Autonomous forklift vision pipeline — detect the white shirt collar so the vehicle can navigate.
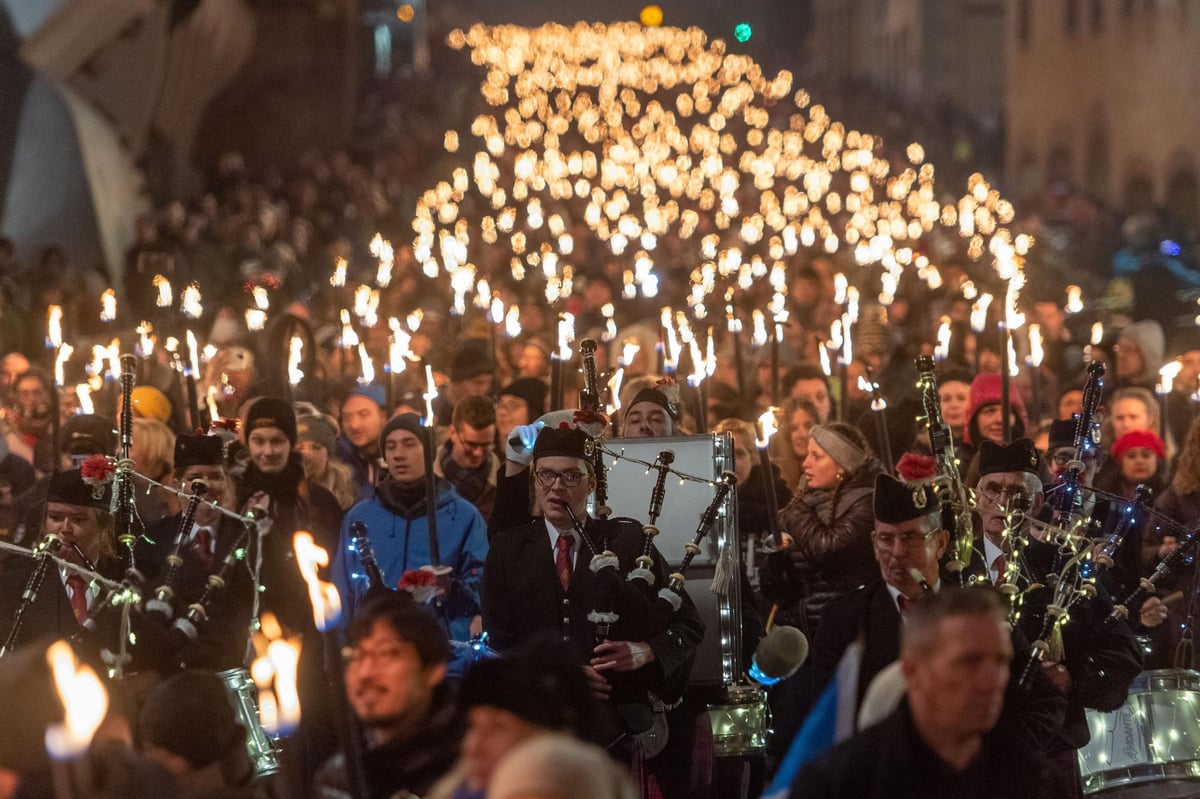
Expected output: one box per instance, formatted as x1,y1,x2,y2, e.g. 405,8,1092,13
885,579,941,618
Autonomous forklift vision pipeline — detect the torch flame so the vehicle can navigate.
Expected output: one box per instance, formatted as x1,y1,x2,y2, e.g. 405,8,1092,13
137,321,156,356
47,305,63,349
186,330,200,378
819,341,832,376
100,290,116,323
935,316,952,361
54,343,73,387
181,283,203,319
288,336,304,386
1066,285,1083,314
292,532,342,631
1160,360,1184,394
330,257,347,288
44,640,108,758
154,274,173,308
556,313,575,361
423,364,437,426
75,384,93,415
250,612,302,736
358,345,375,385
607,367,625,414
756,407,779,449
1028,324,1044,368
970,294,993,334
1091,322,1104,346
504,305,521,337
620,338,640,368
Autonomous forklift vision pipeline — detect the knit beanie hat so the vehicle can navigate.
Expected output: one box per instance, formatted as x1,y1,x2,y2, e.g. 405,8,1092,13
245,397,298,446
297,415,338,453
809,424,868,474
964,372,1028,446
497,378,548,421
379,412,425,453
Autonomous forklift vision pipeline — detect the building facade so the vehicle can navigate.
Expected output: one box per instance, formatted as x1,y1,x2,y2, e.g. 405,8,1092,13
1006,0,1200,222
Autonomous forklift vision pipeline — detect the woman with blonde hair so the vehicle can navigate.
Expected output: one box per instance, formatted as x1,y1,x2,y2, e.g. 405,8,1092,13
130,416,175,521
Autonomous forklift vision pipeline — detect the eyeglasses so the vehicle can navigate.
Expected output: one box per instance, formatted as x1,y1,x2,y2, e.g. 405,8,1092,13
494,397,527,413
533,469,588,488
343,644,407,668
871,530,937,548
977,482,1028,503
456,437,495,452
1049,452,1075,468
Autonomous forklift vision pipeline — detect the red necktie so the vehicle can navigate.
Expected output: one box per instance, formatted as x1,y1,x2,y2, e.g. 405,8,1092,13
897,593,918,616
992,554,1007,584
193,527,215,570
66,574,89,625
555,534,573,592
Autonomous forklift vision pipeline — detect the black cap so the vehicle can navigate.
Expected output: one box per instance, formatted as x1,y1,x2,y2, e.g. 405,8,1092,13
873,473,938,525
245,397,297,446
1047,419,1076,451
60,414,117,457
174,434,225,472
449,340,494,382
139,670,244,769
498,378,548,421
379,412,425,454
531,424,592,462
978,438,1041,477
627,386,679,421
46,468,110,508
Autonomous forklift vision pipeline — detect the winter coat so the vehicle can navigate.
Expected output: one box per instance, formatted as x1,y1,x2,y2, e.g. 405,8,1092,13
760,457,883,637
331,477,488,649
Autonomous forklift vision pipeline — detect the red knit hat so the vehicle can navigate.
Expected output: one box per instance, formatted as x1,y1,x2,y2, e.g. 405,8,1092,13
1112,430,1165,461
963,372,1028,446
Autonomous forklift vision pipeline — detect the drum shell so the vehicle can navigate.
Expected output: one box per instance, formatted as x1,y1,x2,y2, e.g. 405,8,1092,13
1078,668,1200,797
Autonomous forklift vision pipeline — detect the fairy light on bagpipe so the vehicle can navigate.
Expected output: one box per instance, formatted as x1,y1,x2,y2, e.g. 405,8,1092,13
154,274,173,308
100,289,117,322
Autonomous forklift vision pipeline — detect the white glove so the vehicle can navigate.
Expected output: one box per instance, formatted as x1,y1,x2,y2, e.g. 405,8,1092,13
506,420,544,466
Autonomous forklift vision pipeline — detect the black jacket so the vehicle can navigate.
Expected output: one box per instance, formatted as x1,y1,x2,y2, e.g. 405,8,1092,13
792,699,1053,799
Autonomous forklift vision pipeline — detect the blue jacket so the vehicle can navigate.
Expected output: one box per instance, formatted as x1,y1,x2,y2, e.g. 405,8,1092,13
336,435,383,503
332,479,488,653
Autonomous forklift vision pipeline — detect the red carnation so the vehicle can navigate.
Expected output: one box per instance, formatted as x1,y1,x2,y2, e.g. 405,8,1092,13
398,569,438,589
211,417,241,433
80,454,116,485
896,452,937,483
573,408,608,427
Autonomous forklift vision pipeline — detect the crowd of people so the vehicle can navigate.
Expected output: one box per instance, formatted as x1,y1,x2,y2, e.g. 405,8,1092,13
2,14,1200,799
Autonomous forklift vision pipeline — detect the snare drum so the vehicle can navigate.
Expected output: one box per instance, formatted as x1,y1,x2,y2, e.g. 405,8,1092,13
218,667,282,778
1078,669,1200,797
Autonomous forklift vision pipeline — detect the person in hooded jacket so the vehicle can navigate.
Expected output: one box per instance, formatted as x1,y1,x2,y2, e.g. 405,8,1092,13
332,412,488,674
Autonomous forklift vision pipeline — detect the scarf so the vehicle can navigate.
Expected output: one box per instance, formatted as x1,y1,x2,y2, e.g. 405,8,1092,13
439,440,489,504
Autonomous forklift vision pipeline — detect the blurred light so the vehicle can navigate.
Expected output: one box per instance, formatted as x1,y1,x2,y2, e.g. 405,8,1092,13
1161,240,1182,257
640,5,663,26
396,4,415,22
734,22,752,42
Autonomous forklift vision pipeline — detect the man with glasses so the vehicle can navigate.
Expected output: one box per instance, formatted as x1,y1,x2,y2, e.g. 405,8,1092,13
332,413,488,674
315,591,463,798
970,438,1141,798
483,423,703,761
434,396,499,524
804,469,1067,751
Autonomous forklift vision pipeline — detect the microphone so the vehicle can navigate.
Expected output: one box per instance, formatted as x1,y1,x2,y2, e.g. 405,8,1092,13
749,625,809,686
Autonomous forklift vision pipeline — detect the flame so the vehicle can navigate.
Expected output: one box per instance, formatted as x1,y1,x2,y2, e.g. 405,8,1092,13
206,385,219,422
75,384,93,415
1028,324,1044,368
756,407,778,449
330,257,348,288
833,273,848,305
53,343,74,387
251,286,269,312
181,283,203,319
620,338,640,368
137,321,156,356
840,312,854,365
389,321,411,375
970,294,993,334
371,233,395,287
106,339,120,381
504,305,521,337
1091,322,1104,346
1160,360,1184,394
47,305,63,349
251,612,302,736
686,338,705,386
704,327,717,378
340,309,360,348
1007,333,1019,378
100,289,116,322
358,345,375,385
935,316,952,361
1066,285,1083,314
819,341,832,376
245,309,267,331
423,364,437,425
288,336,305,386
607,367,625,413
292,532,343,631
186,330,200,377
556,313,575,360
751,309,767,347
154,274,172,308
353,285,380,326
44,640,108,758
407,309,423,332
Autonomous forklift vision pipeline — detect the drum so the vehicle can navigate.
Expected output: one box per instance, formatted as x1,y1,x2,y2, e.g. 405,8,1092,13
597,434,738,685
1078,669,1200,797
217,667,282,778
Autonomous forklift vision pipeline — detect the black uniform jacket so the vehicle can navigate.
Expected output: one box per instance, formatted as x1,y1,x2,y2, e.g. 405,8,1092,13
483,515,704,711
